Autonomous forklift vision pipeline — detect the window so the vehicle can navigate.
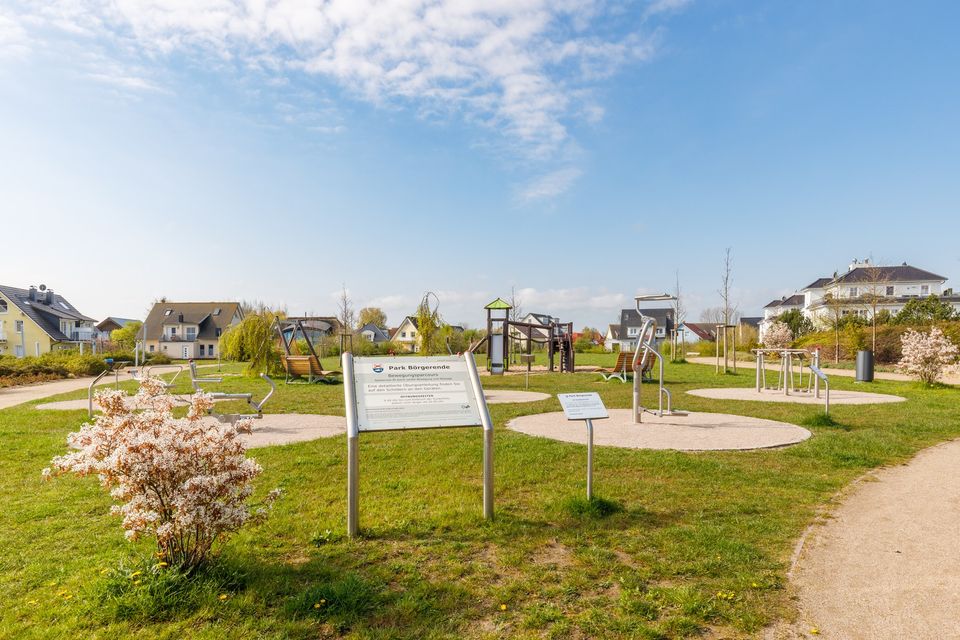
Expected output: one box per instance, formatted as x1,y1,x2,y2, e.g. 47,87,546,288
411,331,416,337
170,327,177,336
213,307,221,316
0,299,6,313
199,345,205,356
401,332,406,338
164,309,173,316
921,285,930,295
849,287,858,297
215,328,222,337
627,327,639,337
208,344,215,355
149,345,155,352
886,286,895,296
15,320,23,332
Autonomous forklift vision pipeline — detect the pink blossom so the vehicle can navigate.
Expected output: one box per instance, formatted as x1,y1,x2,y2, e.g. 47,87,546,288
44,377,280,569
897,326,958,384
764,322,793,349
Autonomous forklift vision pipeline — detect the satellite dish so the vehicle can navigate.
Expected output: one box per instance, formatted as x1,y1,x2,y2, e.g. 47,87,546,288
39,284,47,291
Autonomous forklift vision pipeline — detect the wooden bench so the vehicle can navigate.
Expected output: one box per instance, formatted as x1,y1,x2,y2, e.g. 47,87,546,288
597,350,656,383
282,355,342,384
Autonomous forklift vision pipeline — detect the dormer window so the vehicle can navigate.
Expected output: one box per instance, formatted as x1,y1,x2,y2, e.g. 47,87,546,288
213,307,221,316
164,309,173,316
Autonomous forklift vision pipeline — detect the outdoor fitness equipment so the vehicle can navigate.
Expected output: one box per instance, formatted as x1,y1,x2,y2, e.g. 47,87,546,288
753,347,831,414
632,294,686,423
189,360,276,423
274,316,343,383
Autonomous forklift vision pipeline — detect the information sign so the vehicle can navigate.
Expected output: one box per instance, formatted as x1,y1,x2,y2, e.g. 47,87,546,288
352,357,482,431
558,392,609,421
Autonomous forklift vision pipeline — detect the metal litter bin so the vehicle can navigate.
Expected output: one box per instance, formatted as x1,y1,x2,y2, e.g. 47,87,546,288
855,350,874,382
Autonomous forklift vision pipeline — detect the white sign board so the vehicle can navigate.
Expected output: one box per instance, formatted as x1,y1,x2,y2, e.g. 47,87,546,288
558,393,609,421
352,356,484,431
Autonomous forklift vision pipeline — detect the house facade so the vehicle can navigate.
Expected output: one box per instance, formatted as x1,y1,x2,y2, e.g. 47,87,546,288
141,302,242,359
605,308,675,352
758,260,960,340
0,284,97,357
358,322,390,344
390,316,419,352
95,317,139,341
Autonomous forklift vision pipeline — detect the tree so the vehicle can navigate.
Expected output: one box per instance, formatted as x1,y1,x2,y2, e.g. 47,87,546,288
336,284,355,334
897,327,958,384
509,285,524,323
415,292,441,355
699,307,725,325
763,322,793,349
894,295,957,325
357,307,387,329
717,248,738,326
858,262,892,352
671,270,686,360
775,309,813,338
219,312,282,375
111,321,142,350
820,279,847,363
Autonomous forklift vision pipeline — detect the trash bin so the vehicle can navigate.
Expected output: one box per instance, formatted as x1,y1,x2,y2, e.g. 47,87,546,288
855,350,874,382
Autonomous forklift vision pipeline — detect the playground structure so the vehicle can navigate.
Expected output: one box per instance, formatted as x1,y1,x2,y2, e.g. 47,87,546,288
754,347,831,413
189,361,275,423
273,316,343,383
482,298,575,374
631,294,686,423
714,323,738,374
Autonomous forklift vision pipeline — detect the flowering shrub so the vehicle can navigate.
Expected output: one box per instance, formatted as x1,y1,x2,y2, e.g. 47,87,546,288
43,377,279,569
763,322,793,349
897,327,958,384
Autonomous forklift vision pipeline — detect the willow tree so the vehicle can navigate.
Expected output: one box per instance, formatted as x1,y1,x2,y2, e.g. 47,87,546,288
219,313,282,375
415,292,442,355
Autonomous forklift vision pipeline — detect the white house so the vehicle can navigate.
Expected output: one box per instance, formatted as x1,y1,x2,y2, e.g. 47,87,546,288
390,316,419,352
358,322,390,344
604,308,674,352
758,260,960,340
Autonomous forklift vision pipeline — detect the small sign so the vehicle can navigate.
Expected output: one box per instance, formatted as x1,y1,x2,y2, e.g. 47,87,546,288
353,356,483,431
558,393,609,421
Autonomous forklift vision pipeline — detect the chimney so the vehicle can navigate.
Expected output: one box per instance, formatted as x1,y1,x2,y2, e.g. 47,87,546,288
45,289,54,305
28,286,37,301
178,313,184,322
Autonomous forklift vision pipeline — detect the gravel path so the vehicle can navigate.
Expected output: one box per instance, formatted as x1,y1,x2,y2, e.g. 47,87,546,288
686,387,905,405
773,439,960,639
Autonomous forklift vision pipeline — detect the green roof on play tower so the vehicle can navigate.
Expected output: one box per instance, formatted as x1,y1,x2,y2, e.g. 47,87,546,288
484,298,513,310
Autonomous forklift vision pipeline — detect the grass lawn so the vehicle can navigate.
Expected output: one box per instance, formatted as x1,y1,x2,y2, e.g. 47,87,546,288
2,359,958,638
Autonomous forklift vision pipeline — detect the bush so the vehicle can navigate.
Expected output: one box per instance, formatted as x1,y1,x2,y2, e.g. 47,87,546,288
145,352,172,365
897,326,958,384
763,322,792,349
794,321,960,364
43,378,279,570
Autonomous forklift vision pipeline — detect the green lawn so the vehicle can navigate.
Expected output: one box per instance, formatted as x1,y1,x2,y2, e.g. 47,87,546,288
2,360,958,638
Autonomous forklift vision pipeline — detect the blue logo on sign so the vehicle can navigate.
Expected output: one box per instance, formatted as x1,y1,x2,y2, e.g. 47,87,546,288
373,365,384,373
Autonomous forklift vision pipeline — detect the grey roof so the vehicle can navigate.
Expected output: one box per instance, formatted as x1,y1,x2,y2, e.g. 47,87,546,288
764,294,805,309
142,302,242,341
0,285,94,342
739,316,762,329
833,264,946,284
803,277,833,290
524,312,556,326
358,322,390,342
620,308,675,332
607,324,621,339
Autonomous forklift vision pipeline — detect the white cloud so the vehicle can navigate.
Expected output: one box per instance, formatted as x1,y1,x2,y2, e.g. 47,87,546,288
10,0,667,157
516,166,583,202
644,0,694,18
0,11,29,59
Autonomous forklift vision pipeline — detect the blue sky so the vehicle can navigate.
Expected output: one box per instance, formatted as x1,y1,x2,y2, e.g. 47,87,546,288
1,1,958,330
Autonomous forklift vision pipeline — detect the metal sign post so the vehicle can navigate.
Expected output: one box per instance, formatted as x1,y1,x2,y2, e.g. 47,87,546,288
558,393,609,500
343,352,494,538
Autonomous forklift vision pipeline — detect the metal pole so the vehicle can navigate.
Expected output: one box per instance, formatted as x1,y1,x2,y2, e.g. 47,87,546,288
755,352,761,392
465,351,494,521
723,326,728,373
585,418,594,500
342,353,360,538
814,349,821,398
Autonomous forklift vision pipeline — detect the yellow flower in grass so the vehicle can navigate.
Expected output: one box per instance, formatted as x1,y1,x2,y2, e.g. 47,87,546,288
810,629,820,636
219,594,229,601
130,571,142,579
100,569,110,575
499,604,508,611
64,594,74,600
157,562,168,568
313,603,321,609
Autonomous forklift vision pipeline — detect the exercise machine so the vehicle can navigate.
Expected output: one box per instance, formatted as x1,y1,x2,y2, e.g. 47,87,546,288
189,360,275,423
632,294,687,423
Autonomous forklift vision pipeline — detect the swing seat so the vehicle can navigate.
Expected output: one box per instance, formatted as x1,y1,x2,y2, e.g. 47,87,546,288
281,355,341,384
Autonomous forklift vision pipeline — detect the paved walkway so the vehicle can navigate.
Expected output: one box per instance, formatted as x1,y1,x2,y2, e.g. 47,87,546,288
508,409,811,451
772,439,960,639
686,387,905,405
687,356,960,385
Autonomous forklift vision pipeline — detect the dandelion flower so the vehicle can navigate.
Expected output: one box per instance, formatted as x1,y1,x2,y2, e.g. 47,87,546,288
499,604,507,611
100,569,110,575
313,603,321,609
219,594,229,601
811,629,820,635
157,562,168,568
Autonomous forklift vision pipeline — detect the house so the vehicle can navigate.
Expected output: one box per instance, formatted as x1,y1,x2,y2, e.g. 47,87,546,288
604,308,675,352
96,317,139,341
391,316,420,352
0,284,97,357
758,259,960,340
511,312,557,341
140,302,242,359
358,322,390,344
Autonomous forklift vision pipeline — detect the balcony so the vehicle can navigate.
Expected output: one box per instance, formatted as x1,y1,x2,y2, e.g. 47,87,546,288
162,334,198,343
67,329,96,342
